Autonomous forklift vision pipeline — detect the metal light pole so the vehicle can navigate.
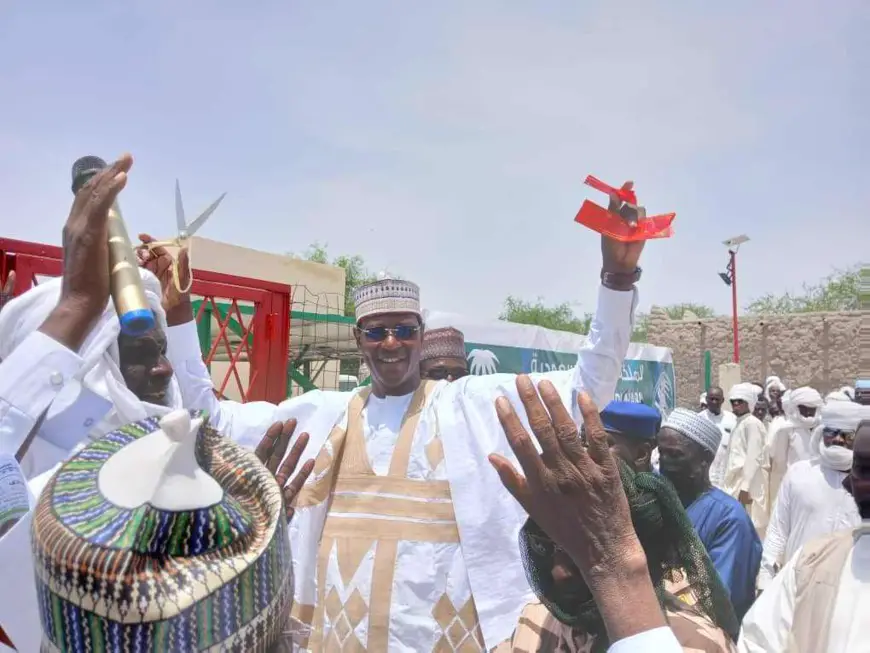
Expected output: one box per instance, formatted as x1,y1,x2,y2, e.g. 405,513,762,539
720,235,749,363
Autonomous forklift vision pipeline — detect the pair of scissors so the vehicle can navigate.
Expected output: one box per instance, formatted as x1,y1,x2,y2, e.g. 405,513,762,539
146,180,226,293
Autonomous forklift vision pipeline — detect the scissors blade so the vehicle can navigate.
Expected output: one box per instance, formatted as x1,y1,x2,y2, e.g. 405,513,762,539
185,192,227,237
175,180,187,235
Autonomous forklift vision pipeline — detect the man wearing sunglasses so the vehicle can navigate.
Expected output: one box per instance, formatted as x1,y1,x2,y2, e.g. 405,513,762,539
758,399,869,592
419,326,469,382
161,183,656,651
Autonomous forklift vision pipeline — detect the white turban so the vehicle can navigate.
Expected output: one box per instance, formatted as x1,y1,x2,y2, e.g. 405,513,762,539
785,386,823,430
820,400,870,431
0,269,182,437
729,382,759,411
840,386,856,401
764,375,786,400
810,401,870,471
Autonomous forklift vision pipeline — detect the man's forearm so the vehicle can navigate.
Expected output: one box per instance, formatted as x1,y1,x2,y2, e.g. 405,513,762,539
582,551,668,644
165,297,194,328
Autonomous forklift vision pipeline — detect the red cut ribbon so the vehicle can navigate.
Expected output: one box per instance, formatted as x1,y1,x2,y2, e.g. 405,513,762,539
584,175,637,205
574,201,675,242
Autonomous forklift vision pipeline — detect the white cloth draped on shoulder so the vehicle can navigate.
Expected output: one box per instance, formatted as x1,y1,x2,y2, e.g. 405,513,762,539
0,269,182,483
165,286,636,652
741,523,870,653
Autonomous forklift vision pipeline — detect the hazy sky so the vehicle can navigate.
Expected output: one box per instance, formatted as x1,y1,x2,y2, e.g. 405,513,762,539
1,1,865,320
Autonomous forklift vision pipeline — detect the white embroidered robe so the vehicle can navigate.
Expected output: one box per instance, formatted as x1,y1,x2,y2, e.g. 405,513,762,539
164,287,636,651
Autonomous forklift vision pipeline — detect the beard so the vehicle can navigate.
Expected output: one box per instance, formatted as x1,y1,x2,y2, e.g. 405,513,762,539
659,467,702,503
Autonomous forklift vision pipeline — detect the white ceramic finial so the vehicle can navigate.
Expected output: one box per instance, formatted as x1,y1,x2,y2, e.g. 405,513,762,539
98,410,224,511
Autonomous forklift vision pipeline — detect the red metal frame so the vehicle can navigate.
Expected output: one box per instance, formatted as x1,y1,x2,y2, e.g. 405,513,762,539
0,238,290,403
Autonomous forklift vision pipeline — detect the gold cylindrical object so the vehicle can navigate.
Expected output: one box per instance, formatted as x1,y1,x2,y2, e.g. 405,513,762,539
107,203,154,335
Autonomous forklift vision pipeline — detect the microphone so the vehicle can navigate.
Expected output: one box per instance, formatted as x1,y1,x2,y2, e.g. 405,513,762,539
71,156,155,336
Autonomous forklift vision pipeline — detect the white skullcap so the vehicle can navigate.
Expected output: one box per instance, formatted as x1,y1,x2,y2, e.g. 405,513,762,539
820,401,870,431
662,408,722,455
353,278,421,322
729,382,759,411
790,386,823,408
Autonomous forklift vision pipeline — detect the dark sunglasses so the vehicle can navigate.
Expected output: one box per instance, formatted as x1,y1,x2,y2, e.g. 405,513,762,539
823,427,857,444
361,325,420,342
425,367,468,381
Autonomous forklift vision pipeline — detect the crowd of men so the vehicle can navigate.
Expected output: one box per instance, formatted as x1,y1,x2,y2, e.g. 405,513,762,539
0,156,867,652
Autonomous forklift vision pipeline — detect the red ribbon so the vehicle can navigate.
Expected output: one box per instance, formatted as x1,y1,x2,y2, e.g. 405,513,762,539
576,175,676,242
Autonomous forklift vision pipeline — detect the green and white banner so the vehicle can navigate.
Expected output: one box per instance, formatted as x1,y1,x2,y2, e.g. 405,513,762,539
424,310,676,414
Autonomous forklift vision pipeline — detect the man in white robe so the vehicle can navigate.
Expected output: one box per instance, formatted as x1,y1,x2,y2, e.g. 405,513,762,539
739,417,870,652
0,268,186,486
701,385,737,490
768,386,823,509
757,400,867,590
161,208,645,651
167,277,636,651
724,382,769,534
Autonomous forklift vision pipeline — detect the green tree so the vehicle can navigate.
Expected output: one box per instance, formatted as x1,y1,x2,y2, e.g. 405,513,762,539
295,243,383,377
499,298,716,343
745,268,860,314
499,296,593,334
299,242,378,317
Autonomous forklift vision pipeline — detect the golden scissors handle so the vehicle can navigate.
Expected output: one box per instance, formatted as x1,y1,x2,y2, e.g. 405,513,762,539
144,237,194,295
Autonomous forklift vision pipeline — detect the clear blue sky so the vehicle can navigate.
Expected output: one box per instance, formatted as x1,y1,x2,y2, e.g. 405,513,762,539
0,1,866,320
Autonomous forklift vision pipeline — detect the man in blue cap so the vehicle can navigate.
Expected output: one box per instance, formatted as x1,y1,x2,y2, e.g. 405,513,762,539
598,400,662,472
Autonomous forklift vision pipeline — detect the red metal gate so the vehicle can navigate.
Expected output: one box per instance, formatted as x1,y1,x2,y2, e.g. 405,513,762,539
0,237,290,403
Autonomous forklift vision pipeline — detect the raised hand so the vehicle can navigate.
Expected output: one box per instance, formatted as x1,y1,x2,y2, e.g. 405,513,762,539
488,376,644,583
39,154,133,352
601,180,645,275
255,419,316,522
137,233,191,315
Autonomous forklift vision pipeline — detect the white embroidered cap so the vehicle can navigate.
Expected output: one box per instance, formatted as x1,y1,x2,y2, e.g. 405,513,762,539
663,408,723,455
353,278,421,322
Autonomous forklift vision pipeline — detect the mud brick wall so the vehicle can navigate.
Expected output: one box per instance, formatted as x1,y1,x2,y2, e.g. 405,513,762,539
647,309,867,408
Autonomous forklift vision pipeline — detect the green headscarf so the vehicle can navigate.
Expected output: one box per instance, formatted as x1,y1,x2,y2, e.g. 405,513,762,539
519,462,739,652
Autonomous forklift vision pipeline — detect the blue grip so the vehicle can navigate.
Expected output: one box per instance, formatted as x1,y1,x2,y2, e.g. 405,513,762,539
119,308,156,337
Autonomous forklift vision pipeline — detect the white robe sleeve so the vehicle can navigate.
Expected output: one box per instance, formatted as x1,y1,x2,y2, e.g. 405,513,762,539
435,285,634,648
742,418,767,497
738,544,800,653
0,331,96,471
165,319,340,450
608,627,683,653
457,285,635,423
725,423,748,496
770,425,791,478
758,468,793,589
